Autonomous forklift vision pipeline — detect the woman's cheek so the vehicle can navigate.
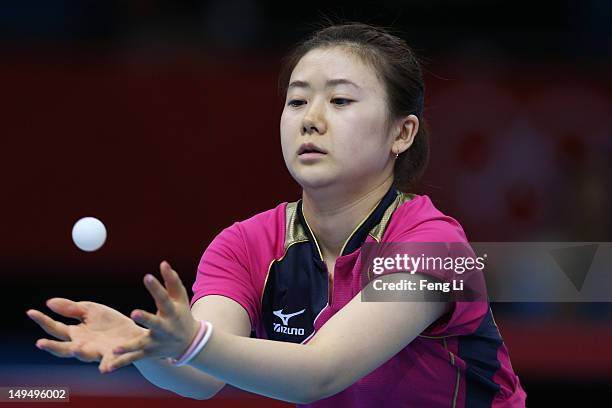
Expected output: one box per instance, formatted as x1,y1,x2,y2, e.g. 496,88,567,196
279,121,293,156
280,140,294,169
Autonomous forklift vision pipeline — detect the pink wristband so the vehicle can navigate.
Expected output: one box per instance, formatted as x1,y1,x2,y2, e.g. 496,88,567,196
168,320,213,366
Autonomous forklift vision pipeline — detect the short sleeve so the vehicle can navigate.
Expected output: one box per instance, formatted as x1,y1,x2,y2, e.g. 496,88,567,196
385,215,488,337
191,222,259,329
419,237,488,337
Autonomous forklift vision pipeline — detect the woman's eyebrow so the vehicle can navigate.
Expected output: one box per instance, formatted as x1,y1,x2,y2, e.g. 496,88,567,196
288,78,361,90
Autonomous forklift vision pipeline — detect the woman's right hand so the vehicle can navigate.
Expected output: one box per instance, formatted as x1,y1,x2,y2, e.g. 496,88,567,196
26,298,147,372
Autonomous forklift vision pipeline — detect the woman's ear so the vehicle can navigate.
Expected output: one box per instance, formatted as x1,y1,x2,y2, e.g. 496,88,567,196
393,114,419,155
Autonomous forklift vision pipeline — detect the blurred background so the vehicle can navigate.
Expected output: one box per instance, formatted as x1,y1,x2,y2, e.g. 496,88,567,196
1,0,611,406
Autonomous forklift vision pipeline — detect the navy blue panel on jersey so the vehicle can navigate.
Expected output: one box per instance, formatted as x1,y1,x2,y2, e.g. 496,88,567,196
458,308,503,407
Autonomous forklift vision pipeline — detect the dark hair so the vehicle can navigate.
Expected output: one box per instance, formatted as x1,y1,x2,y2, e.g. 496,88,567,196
278,22,429,192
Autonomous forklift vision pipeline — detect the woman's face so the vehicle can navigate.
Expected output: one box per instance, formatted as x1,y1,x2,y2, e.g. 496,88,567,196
280,46,395,193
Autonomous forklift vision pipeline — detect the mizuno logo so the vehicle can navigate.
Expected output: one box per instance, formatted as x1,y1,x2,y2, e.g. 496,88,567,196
273,308,305,326
273,323,304,335
272,308,306,336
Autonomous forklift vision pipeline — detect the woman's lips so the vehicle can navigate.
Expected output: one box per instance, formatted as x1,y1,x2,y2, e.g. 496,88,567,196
298,142,328,155
298,152,326,162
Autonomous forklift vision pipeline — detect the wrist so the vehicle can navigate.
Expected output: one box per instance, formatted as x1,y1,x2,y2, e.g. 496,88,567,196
168,320,214,367
171,319,200,359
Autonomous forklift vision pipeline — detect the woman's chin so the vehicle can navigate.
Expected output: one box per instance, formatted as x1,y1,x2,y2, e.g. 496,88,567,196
294,174,337,191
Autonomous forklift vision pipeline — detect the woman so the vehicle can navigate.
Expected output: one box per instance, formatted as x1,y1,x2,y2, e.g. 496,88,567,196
27,23,526,407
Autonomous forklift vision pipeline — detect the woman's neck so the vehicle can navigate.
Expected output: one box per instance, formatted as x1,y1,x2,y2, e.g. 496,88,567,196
301,176,394,260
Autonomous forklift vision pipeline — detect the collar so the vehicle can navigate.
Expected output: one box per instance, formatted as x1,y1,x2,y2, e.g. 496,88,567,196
296,186,399,261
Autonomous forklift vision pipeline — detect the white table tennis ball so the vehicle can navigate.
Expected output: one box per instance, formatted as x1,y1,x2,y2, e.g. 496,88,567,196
72,217,107,252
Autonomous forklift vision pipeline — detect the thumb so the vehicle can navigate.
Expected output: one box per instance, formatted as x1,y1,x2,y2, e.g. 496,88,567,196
99,351,115,374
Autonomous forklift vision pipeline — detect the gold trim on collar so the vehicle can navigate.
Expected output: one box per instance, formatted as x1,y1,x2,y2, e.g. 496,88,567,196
284,201,308,251
368,192,415,242
300,207,324,261
337,194,389,256
292,191,415,258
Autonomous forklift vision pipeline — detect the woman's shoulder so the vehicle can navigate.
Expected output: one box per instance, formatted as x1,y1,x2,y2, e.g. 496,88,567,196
233,201,290,234
215,201,290,259
383,194,469,243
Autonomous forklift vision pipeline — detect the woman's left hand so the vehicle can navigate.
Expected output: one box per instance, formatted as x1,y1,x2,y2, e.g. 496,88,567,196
103,261,199,373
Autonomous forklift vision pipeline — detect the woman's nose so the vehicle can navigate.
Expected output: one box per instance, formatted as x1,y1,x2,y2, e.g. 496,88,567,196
301,102,327,135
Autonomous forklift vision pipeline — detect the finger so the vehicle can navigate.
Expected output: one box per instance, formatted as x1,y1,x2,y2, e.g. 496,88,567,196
100,350,146,374
46,298,86,322
112,332,150,355
36,339,75,358
131,309,164,331
26,309,70,341
143,274,174,315
160,261,189,302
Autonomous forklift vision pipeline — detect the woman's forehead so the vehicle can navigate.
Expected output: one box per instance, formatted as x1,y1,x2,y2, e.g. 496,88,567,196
290,47,381,91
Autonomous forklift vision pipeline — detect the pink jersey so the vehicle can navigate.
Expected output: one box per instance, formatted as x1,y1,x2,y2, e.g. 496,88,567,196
191,188,526,407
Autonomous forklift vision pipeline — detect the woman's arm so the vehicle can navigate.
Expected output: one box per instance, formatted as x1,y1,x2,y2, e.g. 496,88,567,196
110,267,448,404
189,278,447,403
26,277,251,400
133,295,251,399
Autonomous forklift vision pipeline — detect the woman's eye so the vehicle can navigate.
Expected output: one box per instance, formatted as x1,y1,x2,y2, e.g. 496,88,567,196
331,98,352,106
287,99,306,107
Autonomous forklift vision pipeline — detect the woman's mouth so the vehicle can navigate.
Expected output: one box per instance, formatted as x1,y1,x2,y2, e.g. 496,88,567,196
297,143,328,162
298,152,326,162
298,143,328,155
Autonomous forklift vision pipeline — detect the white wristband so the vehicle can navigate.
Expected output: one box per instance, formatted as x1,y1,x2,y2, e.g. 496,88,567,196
169,321,214,367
